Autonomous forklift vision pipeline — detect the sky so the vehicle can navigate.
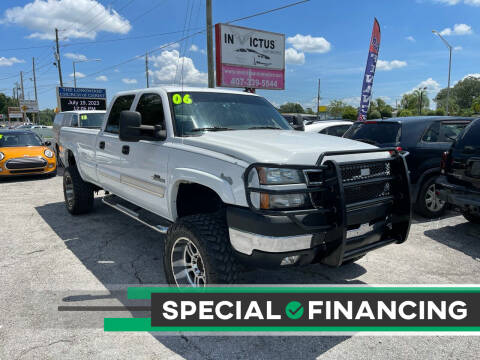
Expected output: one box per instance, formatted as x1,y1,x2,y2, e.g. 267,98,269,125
0,0,479,111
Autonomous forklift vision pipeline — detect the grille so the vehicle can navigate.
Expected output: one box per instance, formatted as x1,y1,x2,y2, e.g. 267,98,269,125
9,169,46,174
341,161,390,183
341,161,392,205
344,181,391,205
6,157,46,170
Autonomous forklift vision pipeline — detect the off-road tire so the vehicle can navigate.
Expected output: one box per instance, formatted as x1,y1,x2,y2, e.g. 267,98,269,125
63,166,94,215
164,212,240,286
462,211,480,224
415,176,446,218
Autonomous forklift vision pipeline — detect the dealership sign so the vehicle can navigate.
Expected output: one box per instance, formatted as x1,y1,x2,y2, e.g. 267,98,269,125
8,107,23,119
215,23,285,90
56,87,107,112
19,99,39,113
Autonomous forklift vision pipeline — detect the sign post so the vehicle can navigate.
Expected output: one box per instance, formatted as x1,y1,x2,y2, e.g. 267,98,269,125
56,87,107,112
215,23,285,90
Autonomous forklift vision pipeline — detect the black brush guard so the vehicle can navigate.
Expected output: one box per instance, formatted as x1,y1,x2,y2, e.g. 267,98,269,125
244,148,412,266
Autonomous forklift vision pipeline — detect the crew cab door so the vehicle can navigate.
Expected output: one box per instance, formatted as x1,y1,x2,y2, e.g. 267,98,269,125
119,92,170,218
96,94,136,197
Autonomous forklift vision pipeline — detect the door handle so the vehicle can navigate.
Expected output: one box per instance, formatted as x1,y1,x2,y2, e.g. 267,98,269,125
122,145,130,155
99,141,105,149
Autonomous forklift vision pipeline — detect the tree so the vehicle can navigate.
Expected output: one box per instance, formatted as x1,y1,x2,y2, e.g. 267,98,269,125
368,110,381,119
434,76,480,114
435,108,446,116
327,100,346,118
400,90,429,114
471,96,480,114
342,106,357,120
38,109,56,125
397,109,413,117
279,102,304,113
380,105,393,118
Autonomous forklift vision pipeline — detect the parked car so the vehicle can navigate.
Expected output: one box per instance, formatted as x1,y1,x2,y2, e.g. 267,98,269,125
436,118,480,223
0,129,56,178
52,110,106,161
282,113,321,131
344,116,472,218
304,120,352,137
59,86,411,286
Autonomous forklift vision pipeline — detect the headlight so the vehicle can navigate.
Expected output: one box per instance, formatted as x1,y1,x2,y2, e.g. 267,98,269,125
44,149,54,158
0,152,4,161
247,166,310,210
257,167,304,184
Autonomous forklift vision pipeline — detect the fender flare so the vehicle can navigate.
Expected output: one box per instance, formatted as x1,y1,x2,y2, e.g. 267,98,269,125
168,168,236,220
413,167,440,201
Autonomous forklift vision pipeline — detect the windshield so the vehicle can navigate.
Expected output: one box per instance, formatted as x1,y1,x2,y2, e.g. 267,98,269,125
79,113,104,128
0,132,43,147
169,92,291,136
343,122,402,145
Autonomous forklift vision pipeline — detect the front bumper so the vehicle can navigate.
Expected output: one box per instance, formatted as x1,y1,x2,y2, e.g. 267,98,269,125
0,157,56,177
436,176,480,211
228,149,412,268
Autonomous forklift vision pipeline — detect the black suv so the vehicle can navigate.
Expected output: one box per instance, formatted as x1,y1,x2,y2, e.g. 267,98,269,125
436,118,480,223
344,116,472,218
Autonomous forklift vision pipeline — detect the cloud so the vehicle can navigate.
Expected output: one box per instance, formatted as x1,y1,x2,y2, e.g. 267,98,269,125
122,78,137,84
454,46,463,51
149,49,207,85
64,52,87,61
2,0,131,40
406,36,416,42
287,34,331,53
189,44,206,54
69,71,85,78
0,56,24,66
285,48,305,65
95,75,108,81
113,69,120,72
434,0,480,5
341,96,361,107
462,73,480,80
376,60,407,71
409,78,441,94
439,23,473,36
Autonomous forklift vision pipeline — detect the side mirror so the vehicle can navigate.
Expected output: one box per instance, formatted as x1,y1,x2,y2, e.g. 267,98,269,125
154,125,167,141
119,111,142,142
44,141,52,146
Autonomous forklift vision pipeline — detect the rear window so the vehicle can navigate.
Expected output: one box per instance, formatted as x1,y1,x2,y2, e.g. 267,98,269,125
455,119,480,149
343,122,401,145
79,113,104,128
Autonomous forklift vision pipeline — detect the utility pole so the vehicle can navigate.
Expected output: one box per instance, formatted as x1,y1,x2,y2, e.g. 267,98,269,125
32,57,38,124
20,71,25,122
316,79,321,119
206,0,214,88
55,28,63,87
145,51,150,88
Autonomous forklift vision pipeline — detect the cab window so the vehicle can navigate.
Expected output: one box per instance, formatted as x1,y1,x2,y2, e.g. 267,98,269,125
105,95,135,134
135,93,165,128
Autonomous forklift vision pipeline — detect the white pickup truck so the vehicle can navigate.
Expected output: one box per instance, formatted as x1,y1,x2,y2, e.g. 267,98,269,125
60,86,412,286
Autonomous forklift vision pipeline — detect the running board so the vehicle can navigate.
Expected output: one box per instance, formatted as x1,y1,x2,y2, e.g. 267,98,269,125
102,194,171,234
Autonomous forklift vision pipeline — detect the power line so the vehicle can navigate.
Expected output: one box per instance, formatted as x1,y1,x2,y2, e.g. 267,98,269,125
36,0,310,95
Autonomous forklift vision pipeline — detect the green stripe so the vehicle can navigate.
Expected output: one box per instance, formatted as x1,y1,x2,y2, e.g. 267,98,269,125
104,318,480,332
128,286,480,299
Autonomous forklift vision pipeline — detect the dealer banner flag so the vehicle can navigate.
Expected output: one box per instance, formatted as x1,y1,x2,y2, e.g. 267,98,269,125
357,18,381,122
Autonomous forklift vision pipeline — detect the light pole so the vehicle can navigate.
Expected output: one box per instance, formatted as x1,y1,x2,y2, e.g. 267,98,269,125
418,86,427,115
432,30,452,115
73,58,101,88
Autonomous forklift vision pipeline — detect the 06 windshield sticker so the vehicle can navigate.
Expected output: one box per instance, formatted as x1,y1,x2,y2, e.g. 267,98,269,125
172,93,192,105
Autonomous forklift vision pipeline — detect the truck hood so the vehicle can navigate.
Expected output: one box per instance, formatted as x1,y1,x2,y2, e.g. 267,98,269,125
178,130,388,165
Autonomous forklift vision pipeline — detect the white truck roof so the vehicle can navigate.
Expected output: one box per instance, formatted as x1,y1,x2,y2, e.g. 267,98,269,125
113,86,260,97
60,110,106,114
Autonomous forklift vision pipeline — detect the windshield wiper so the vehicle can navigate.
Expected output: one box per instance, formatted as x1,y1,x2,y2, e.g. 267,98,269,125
247,126,282,130
191,127,234,132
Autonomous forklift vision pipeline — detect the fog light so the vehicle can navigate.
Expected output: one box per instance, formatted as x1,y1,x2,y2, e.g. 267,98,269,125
0,167,3,172
48,164,54,168
280,255,300,266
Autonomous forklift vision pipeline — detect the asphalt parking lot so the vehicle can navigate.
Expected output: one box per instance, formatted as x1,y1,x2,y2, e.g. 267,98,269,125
1,171,480,359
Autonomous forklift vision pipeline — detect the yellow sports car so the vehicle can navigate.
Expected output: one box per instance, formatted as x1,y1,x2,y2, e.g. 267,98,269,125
0,130,57,177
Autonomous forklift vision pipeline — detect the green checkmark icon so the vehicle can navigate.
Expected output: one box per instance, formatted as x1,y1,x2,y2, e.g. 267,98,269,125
285,301,304,319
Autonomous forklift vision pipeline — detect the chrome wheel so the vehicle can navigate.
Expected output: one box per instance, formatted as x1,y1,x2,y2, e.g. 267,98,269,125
425,183,445,212
171,237,206,287
64,174,74,209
